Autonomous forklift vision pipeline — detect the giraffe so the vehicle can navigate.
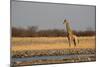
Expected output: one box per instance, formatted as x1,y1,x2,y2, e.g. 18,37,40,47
63,19,79,47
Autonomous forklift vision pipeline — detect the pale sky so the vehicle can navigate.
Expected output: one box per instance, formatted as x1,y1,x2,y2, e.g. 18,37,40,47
11,1,96,31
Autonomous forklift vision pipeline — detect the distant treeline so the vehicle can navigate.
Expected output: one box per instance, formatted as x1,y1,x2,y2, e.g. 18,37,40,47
12,26,96,37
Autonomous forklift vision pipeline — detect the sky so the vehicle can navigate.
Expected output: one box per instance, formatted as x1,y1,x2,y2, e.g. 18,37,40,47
11,1,96,31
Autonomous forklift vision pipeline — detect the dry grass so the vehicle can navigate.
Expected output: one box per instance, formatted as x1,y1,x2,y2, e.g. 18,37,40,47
11,36,96,51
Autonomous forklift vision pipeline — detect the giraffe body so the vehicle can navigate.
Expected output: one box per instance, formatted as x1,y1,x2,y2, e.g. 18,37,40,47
63,19,79,47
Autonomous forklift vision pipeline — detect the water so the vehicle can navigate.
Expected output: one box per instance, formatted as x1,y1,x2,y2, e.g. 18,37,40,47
12,54,95,62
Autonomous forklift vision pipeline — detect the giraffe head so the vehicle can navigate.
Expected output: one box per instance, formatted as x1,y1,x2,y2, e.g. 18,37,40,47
63,19,69,24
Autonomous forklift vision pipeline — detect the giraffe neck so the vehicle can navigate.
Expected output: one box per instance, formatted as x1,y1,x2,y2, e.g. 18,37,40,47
65,23,73,35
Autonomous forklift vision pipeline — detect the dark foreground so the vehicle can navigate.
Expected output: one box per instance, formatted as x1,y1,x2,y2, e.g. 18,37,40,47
11,48,96,66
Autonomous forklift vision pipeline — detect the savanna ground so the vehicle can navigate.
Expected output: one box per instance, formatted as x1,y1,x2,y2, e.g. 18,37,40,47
11,36,96,66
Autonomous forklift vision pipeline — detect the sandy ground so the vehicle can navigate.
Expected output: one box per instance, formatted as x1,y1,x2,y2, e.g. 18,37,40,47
11,37,96,51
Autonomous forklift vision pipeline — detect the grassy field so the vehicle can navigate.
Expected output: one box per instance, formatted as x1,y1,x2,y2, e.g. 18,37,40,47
11,36,96,66
12,36,96,51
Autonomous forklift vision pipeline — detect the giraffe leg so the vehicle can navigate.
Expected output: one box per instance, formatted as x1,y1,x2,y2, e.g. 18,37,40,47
78,39,79,44
72,35,78,47
73,38,76,47
68,37,71,47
